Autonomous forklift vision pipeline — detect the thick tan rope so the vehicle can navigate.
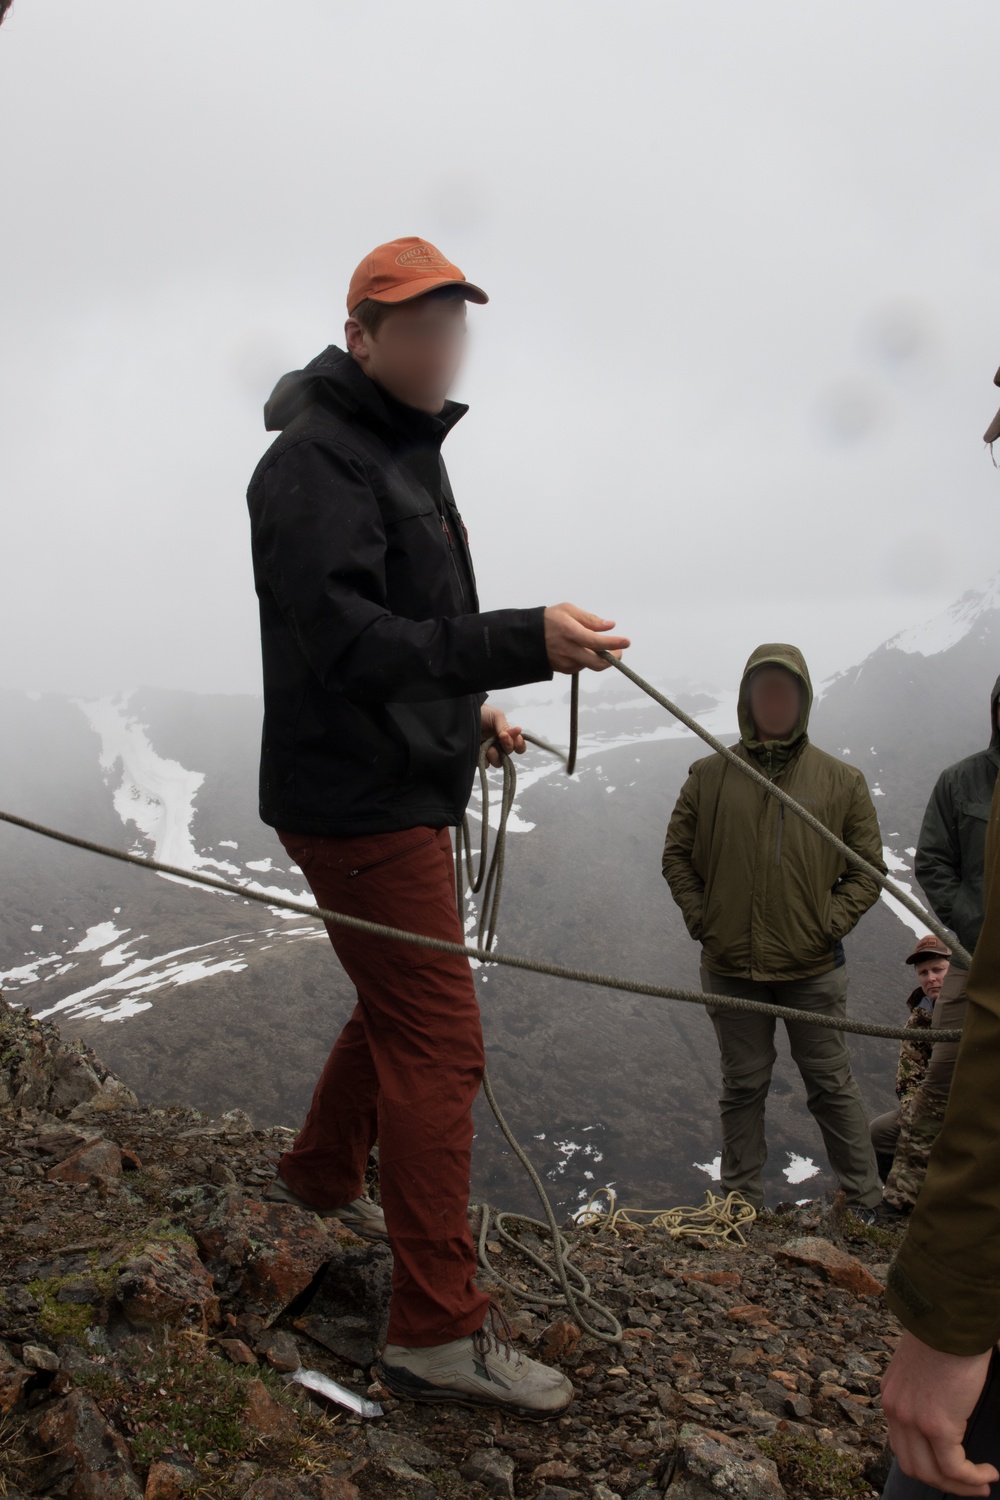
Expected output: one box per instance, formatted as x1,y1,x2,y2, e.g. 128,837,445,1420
0,808,960,1044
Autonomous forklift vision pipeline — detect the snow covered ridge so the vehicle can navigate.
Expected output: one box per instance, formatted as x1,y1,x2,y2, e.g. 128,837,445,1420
887,570,1000,658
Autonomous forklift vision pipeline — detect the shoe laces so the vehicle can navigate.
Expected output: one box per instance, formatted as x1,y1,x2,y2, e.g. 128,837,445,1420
473,1301,523,1369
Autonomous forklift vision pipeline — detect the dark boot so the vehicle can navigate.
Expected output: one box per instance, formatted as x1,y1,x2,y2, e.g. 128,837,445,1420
875,1151,895,1185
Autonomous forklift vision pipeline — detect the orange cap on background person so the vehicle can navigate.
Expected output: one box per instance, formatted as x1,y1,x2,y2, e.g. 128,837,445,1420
904,934,952,966
985,364,1000,448
347,237,489,313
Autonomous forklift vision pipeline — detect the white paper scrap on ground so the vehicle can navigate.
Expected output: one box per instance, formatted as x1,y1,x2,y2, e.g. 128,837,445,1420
291,1367,383,1419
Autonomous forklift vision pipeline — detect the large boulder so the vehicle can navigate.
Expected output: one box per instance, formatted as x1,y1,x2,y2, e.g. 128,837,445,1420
34,1389,143,1500
774,1237,884,1298
190,1191,351,1324
113,1237,221,1332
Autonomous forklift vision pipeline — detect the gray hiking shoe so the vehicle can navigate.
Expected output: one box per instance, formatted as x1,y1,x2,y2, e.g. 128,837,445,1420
263,1175,389,1241
377,1307,574,1420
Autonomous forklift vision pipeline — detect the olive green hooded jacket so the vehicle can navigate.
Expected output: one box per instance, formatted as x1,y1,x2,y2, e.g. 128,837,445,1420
886,781,1000,1353
662,644,886,982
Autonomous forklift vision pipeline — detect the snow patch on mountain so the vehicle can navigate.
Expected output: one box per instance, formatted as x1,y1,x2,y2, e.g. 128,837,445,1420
879,844,929,939
78,696,209,873
71,921,128,954
76,694,314,913
783,1152,819,1184
32,921,326,1025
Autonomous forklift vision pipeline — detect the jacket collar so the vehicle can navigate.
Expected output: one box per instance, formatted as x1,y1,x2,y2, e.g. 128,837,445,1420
264,344,468,446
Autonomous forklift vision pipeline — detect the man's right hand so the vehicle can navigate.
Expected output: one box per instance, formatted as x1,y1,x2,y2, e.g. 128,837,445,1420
544,603,630,674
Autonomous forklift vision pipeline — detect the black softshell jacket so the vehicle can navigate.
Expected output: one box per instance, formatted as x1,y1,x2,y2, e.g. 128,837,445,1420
246,346,551,836
915,674,1000,955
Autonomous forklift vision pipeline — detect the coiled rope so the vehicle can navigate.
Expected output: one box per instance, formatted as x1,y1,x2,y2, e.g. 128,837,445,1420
574,1187,758,1247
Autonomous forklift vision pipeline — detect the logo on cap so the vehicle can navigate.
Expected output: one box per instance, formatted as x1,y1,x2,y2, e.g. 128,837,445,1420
395,245,450,269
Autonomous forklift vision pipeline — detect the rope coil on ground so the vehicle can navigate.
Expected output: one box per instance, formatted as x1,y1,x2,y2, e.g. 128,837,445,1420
573,1187,757,1247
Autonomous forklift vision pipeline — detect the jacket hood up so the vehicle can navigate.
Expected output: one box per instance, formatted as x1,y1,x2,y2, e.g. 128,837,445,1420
737,642,813,756
990,673,1000,753
262,344,468,441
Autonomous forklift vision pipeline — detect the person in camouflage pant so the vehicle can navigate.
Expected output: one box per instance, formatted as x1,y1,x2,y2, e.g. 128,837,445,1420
869,936,942,1183
872,936,955,1221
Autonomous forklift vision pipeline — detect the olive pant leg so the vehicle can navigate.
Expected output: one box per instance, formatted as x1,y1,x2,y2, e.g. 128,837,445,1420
870,1108,902,1156
701,967,779,1211
702,965,881,1211
779,967,882,1210
884,969,968,1212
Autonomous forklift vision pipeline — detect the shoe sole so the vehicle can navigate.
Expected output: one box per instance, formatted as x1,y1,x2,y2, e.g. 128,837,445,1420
376,1359,572,1422
263,1188,390,1242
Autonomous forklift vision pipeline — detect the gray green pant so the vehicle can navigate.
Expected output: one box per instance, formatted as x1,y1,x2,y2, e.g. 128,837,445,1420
701,964,882,1211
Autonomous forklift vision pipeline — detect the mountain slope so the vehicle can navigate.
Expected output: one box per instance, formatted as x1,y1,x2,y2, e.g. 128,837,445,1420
3,572,1000,1213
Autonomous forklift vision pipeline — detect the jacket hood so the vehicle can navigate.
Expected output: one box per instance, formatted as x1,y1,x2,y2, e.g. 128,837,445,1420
737,642,813,754
262,344,467,441
990,673,1000,752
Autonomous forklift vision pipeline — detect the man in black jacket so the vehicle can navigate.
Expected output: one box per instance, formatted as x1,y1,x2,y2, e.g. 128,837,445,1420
878,678,1000,1226
915,674,1000,958
246,236,629,1418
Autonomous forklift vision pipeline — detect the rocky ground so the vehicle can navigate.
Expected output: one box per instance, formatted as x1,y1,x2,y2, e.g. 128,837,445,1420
1,993,904,1500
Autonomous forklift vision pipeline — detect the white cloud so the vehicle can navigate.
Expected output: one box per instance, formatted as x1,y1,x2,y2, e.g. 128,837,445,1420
1,3,998,696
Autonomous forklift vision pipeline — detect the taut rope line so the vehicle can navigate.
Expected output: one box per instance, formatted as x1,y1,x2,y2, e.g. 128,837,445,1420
0,808,961,1044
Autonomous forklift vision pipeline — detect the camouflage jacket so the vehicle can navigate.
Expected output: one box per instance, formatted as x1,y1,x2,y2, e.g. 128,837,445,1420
895,994,933,1103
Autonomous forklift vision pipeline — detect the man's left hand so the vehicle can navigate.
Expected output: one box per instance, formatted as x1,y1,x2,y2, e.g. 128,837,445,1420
881,1332,996,1496
481,705,526,768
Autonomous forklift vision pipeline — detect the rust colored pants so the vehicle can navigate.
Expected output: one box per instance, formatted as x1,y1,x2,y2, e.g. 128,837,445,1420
275,825,489,1348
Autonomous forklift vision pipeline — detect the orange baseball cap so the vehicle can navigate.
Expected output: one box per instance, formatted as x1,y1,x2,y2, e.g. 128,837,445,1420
347,236,488,313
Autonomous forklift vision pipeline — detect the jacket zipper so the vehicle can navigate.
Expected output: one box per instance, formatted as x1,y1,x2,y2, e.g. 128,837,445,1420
763,750,784,866
348,832,436,878
440,514,473,612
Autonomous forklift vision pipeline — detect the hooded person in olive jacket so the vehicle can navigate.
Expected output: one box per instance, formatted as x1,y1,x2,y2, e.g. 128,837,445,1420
663,643,885,1214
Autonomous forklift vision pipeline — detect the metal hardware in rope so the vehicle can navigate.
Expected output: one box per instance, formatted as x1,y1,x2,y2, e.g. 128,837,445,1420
600,652,973,969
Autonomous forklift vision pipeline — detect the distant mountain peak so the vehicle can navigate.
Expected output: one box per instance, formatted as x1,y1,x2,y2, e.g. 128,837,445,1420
886,571,1000,658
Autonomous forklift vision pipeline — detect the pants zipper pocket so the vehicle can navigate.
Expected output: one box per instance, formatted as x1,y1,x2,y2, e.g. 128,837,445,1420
348,833,437,878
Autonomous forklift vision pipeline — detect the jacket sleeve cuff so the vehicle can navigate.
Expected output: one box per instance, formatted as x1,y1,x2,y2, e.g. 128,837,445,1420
885,1245,1000,1356
478,605,552,691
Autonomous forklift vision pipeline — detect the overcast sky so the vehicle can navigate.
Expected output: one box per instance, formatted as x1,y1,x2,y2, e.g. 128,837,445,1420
2,1,998,702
